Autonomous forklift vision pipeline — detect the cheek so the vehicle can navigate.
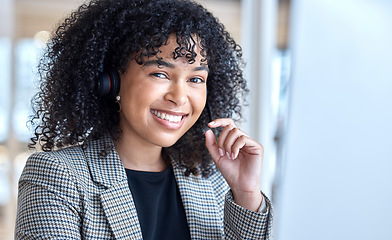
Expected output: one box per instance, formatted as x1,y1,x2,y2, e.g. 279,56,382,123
190,92,207,116
122,83,162,106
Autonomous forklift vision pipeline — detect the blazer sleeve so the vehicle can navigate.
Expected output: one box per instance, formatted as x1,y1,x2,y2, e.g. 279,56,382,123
15,152,82,239
224,191,273,239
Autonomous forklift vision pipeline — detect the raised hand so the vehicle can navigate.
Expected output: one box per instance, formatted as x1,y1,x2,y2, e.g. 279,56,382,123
204,118,264,212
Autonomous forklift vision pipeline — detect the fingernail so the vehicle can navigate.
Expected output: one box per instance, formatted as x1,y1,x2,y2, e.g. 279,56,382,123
226,151,231,159
232,152,236,159
219,148,225,157
209,121,215,126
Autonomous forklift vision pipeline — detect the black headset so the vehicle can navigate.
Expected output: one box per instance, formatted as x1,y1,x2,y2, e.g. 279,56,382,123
97,68,121,99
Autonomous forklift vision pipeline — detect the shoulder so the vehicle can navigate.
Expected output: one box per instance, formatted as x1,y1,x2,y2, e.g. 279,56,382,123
28,145,85,164
20,136,122,191
15,146,91,239
23,145,86,174
19,145,88,193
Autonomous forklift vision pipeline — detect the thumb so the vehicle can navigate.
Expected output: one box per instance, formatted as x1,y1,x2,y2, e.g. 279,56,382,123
204,129,220,161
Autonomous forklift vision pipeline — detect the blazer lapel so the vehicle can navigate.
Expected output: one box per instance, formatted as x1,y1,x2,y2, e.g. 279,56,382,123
170,154,224,239
84,137,143,240
100,180,143,240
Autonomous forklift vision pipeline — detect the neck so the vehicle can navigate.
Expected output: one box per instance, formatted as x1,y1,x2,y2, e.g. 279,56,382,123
115,133,168,172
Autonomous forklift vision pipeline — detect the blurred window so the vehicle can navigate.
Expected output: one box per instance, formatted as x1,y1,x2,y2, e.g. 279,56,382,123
0,38,11,143
0,146,11,232
13,39,42,142
0,147,10,206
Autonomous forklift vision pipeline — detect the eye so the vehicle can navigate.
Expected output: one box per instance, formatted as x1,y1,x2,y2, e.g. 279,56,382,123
150,72,168,79
188,77,205,84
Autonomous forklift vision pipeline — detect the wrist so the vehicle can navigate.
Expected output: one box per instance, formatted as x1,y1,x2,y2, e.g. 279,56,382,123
232,190,263,212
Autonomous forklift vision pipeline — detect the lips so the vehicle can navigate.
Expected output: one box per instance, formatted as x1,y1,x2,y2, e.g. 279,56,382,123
150,110,186,123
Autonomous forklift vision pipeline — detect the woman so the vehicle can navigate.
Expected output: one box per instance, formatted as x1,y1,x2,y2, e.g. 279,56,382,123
15,0,273,239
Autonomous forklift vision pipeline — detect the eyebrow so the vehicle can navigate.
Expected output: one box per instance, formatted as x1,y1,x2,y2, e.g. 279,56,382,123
193,65,209,73
143,60,175,69
143,60,209,73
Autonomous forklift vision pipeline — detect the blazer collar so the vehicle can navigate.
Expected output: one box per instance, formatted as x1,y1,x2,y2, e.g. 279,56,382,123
83,136,125,188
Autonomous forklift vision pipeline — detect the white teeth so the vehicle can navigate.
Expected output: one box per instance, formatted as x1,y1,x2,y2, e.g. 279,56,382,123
151,110,182,123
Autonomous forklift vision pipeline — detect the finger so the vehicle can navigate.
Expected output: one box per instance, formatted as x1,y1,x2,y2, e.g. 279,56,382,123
222,127,244,158
216,124,235,155
231,135,248,159
208,118,236,129
204,129,220,162
232,136,264,159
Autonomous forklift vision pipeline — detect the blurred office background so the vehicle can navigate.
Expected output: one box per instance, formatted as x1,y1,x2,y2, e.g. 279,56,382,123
0,0,391,239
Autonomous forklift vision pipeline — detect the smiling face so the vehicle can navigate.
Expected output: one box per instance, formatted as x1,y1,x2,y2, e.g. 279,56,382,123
118,35,208,148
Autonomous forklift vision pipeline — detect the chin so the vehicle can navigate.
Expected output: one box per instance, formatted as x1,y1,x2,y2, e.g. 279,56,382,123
157,141,178,148
155,134,184,148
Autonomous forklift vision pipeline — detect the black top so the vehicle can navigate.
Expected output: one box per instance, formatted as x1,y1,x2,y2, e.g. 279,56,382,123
125,165,191,240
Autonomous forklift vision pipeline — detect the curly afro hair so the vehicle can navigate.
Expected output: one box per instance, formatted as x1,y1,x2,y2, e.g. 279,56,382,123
30,0,248,177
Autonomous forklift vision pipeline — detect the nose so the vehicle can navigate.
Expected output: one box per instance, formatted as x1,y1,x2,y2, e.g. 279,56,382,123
164,82,188,106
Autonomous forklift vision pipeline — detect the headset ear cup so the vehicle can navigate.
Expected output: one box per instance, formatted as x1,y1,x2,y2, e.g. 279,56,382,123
107,68,121,98
97,68,121,98
97,71,111,97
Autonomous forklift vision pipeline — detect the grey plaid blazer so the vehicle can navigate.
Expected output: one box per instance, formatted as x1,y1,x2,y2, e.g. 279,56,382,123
15,137,272,239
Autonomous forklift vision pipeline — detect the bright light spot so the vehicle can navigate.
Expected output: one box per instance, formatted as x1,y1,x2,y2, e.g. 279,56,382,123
33,30,50,47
